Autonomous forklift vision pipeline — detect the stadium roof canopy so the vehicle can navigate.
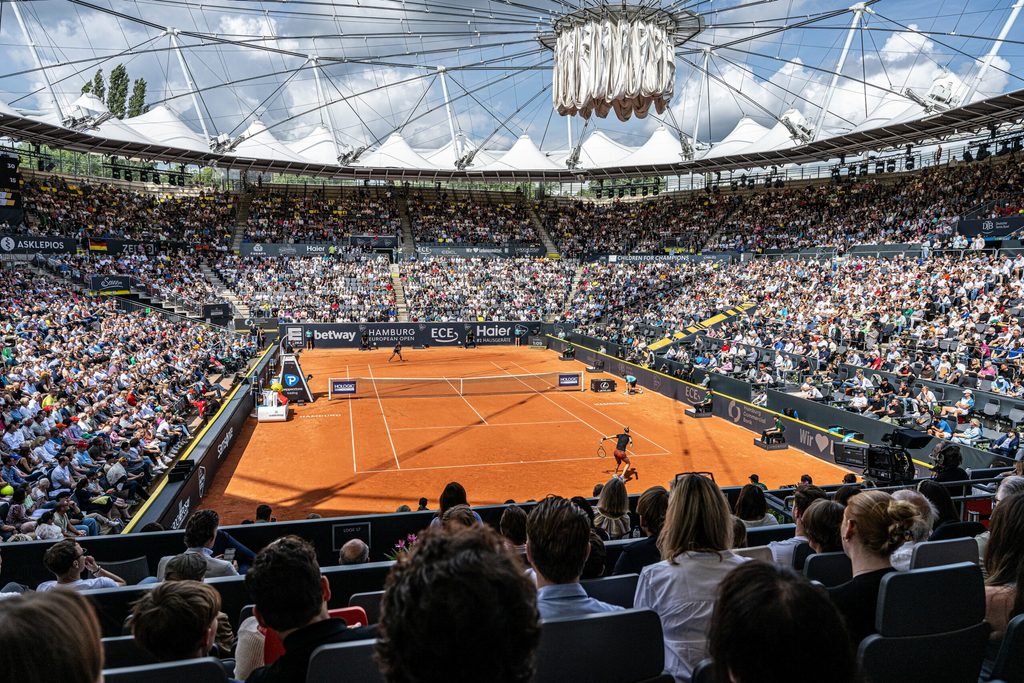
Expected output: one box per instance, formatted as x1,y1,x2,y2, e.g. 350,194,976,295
1,0,1024,180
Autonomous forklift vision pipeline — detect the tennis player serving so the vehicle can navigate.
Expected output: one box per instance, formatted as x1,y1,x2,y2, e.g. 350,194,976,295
602,427,637,481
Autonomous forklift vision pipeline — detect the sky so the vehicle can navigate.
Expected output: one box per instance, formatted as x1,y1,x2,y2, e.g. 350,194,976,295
0,0,1022,154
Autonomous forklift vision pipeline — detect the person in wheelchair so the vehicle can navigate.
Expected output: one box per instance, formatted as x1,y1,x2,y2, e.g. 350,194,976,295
762,416,786,444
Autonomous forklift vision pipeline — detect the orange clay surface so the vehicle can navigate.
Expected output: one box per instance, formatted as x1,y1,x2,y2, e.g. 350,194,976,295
204,347,853,523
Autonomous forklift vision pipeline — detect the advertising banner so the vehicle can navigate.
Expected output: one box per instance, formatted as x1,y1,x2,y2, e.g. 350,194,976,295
89,274,134,295
0,234,78,254
241,236,399,257
281,321,539,349
414,244,547,258
350,234,399,249
604,253,734,264
201,303,232,325
957,216,1024,241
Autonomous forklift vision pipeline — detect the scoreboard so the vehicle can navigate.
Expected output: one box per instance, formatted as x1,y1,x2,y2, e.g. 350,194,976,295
0,153,22,224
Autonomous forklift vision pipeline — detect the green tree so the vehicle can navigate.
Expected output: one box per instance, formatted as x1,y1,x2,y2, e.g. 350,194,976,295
81,79,93,95
107,64,129,118
91,69,105,102
127,78,148,118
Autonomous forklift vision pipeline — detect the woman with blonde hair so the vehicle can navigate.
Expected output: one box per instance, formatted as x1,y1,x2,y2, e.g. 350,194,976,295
593,476,630,540
829,490,919,644
634,474,747,682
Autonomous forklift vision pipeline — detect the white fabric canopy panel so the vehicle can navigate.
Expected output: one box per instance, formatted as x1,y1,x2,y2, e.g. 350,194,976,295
736,109,811,154
576,130,635,167
419,139,498,169
702,117,772,158
231,120,309,163
285,125,346,165
480,134,561,171
124,105,212,153
353,132,439,169
616,125,690,166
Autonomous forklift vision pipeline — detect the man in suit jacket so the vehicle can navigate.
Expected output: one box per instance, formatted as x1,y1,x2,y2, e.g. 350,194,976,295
157,509,238,580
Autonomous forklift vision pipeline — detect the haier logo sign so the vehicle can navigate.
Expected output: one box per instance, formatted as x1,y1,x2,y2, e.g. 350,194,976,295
431,327,460,343
286,327,304,346
283,374,300,387
474,325,511,339
558,374,581,387
314,330,357,342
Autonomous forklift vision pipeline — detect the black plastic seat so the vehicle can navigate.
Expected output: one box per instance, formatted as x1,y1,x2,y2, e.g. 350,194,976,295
803,551,851,588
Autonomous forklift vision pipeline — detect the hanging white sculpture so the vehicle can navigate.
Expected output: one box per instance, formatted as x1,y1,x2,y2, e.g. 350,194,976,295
548,8,699,122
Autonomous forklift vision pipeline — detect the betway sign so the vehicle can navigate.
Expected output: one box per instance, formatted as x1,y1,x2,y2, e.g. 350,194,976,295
281,321,538,349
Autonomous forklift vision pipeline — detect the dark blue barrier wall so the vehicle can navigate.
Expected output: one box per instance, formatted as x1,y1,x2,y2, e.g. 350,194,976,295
279,321,539,349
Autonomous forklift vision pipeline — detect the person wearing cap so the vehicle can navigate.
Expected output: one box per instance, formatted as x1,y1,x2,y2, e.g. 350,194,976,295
848,388,868,413
748,474,768,491
940,389,975,418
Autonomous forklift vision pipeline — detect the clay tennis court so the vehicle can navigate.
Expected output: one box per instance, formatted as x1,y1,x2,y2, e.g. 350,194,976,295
204,347,853,522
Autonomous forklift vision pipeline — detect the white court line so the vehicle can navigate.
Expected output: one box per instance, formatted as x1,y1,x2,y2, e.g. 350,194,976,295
391,419,579,431
486,360,667,455
444,378,489,425
359,451,667,473
508,360,673,456
347,365,357,474
300,413,343,419
368,364,401,470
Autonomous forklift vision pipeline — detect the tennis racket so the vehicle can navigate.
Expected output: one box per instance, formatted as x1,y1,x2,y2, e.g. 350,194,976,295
597,443,607,458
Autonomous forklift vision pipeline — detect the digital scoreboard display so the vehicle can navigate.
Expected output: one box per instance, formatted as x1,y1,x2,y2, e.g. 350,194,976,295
0,154,22,219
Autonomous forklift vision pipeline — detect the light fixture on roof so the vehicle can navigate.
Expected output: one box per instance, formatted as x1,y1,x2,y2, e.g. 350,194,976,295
540,3,703,122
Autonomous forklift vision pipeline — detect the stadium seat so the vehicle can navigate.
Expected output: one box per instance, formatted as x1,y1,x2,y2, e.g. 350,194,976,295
691,658,715,683
909,537,979,569
102,636,158,669
803,551,851,588
97,557,153,586
533,609,667,683
349,591,385,624
581,574,639,608
733,545,772,563
792,541,814,571
263,607,369,665
306,639,383,683
857,563,989,683
928,521,986,541
103,656,228,683
746,523,796,546
988,613,1024,683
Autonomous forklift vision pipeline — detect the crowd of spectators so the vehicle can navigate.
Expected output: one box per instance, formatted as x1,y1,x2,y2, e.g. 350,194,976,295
402,256,575,322
214,254,396,323
0,267,258,539
244,189,401,243
6,469,1020,683
542,195,732,257
20,176,235,246
42,252,222,313
408,194,539,245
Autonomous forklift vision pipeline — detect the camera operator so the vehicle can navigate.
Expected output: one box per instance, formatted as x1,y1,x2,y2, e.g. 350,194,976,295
930,443,968,498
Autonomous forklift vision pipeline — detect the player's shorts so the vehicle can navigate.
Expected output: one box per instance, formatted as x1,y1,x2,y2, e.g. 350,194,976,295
614,449,629,463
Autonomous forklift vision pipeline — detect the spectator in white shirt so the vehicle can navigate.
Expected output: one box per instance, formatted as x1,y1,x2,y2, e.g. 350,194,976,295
36,539,126,591
769,485,827,567
634,474,749,682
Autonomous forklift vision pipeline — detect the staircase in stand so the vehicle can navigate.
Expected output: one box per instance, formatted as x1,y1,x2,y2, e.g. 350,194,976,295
546,264,584,322
390,263,409,322
231,190,255,254
527,204,560,258
200,261,249,320
395,194,416,259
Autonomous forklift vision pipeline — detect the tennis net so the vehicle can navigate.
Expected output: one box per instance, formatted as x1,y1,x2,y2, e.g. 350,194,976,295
328,371,584,400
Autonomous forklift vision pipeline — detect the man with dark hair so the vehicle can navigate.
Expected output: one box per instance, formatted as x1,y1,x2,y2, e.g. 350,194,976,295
255,504,274,523
769,485,826,567
376,525,539,683
246,535,374,683
613,486,669,575
130,581,222,662
37,539,125,591
156,509,237,580
527,496,622,620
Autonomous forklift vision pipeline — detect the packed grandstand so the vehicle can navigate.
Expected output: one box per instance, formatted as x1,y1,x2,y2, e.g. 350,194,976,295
3,0,1024,680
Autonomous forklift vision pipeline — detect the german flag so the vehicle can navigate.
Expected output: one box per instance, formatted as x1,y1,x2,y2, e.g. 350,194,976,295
88,238,108,252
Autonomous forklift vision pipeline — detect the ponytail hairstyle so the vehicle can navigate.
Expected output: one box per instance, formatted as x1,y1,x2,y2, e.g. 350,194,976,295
844,490,920,557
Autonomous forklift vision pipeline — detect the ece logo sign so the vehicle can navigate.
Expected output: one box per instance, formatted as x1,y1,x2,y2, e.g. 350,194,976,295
431,327,460,343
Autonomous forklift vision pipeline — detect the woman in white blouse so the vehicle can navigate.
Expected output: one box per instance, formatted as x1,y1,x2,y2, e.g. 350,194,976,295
633,474,748,682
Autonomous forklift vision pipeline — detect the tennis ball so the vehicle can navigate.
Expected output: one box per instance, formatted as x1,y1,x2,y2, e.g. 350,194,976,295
0,485,13,496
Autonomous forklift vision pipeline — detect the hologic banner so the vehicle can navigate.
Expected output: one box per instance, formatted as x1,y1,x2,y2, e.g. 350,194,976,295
958,216,1024,241
414,243,547,258
0,234,78,254
280,321,539,349
90,274,134,295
